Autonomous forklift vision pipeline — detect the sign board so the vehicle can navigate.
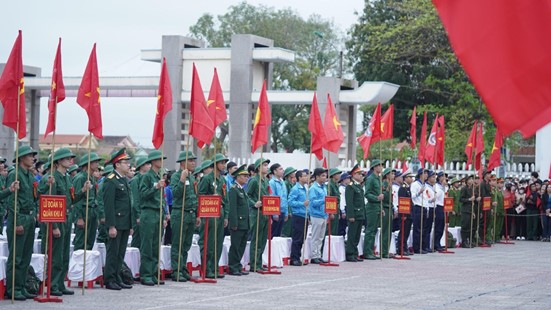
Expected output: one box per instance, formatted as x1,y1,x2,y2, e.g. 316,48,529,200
324,196,338,215
262,196,281,216
39,195,67,222
198,195,222,218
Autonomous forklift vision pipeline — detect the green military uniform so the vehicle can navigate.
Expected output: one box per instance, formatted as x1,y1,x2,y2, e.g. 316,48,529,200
37,148,82,295
67,164,79,224
103,149,133,288
364,164,383,258
247,158,271,272
170,151,198,281
198,154,230,278
138,150,166,285
460,181,480,247
95,165,113,244
479,178,492,243
379,171,393,257
6,147,39,300
129,160,146,249
448,181,462,227
493,186,505,242
328,175,341,235
345,177,366,261
228,165,251,275
280,167,296,238
72,153,101,251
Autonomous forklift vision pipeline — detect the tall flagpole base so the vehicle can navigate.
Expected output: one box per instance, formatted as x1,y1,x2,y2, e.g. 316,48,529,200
393,255,411,260
34,297,63,303
478,243,491,248
257,268,281,275
438,250,455,254
497,241,515,244
320,262,340,267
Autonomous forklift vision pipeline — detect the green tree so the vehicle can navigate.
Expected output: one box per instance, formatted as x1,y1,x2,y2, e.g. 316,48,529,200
189,1,343,152
348,0,499,162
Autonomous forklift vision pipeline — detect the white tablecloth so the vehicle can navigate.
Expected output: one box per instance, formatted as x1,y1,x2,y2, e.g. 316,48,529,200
0,256,6,280
322,235,346,262
124,247,140,277
0,241,7,257
92,242,106,267
33,239,41,254
160,245,171,270
67,250,102,281
357,229,397,255
0,254,45,281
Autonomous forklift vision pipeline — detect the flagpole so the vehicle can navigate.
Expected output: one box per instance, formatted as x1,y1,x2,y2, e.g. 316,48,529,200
10,85,21,304
302,148,313,265
213,140,218,280
388,144,393,257
431,132,438,253
156,145,165,286
469,122,477,248
176,136,191,282
379,142,383,260
81,132,92,295
253,150,263,272
476,122,483,246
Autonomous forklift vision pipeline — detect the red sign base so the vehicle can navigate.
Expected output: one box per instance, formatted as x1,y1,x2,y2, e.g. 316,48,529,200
479,244,491,248
497,241,515,244
257,267,281,275
190,277,217,284
320,262,339,267
438,249,455,254
34,297,63,303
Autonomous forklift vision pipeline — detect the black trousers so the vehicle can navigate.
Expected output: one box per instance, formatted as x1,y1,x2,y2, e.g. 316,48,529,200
290,216,306,261
433,205,445,249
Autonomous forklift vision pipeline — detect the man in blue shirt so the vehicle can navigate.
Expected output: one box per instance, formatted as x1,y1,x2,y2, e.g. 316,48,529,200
269,163,289,237
288,170,309,266
309,168,329,264
225,161,237,189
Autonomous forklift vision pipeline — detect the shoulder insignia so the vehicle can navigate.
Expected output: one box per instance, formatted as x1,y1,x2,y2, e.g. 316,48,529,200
107,173,115,179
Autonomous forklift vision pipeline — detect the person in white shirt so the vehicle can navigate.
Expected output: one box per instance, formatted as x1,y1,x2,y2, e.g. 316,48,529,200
411,168,428,254
392,171,403,232
338,172,352,237
423,171,437,252
433,172,447,251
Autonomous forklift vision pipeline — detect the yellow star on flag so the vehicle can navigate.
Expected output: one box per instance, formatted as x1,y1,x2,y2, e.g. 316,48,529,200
332,116,341,130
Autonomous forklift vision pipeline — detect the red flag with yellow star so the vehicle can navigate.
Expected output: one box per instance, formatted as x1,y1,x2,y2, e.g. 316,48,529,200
323,94,344,153
207,68,227,128
190,63,215,148
357,103,381,159
487,127,503,171
0,30,26,139
465,121,478,167
436,115,445,166
424,114,439,164
377,104,394,141
44,38,66,139
308,93,326,161
77,43,103,139
152,58,173,149
251,80,271,153
418,112,428,166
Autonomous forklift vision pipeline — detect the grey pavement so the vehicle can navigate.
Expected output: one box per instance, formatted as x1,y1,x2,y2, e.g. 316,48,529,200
2,240,550,309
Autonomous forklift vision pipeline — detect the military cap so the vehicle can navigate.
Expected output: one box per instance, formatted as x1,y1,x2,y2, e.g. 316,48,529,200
13,145,37,162
339,172,352,183
67,164,79,174
212,153,229,164
53,148,76,162
254,158,270,170
370,159,382,169
103,164,114,176
135,156,151,170
329,168,342,177
284,167,297,178
349,164,362,175
78,152,102,167
147,150,166,162
382,167,393,177
109,148,132,165
176,150,197,162
231,164,249,177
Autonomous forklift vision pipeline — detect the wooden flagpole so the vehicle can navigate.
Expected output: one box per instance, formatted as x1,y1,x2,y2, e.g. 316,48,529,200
82,132,92,295
10,85,22,304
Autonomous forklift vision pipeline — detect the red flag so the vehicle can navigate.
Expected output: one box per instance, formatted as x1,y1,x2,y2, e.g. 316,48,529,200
424,115,439,164
190,63,215,148
207,68,227,128
0,30,26,139
152,58,173,149
436,115,445,166
251,80,271,153
487,128,503,171
378,104,394,141
77,44,103,139
410,106,416,149
475,122,484,171
44,38,66,139
433,0,551,138
322,157,328,169
465,121,478,167
401,161,408,172
308,93,326,160
418,112,428,166
323,94,344,153
357,103,381,159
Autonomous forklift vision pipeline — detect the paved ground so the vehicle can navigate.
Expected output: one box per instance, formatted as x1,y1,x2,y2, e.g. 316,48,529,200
2,240,550,309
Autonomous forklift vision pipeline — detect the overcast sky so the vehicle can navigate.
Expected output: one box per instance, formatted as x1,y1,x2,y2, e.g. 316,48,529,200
1,0,364,147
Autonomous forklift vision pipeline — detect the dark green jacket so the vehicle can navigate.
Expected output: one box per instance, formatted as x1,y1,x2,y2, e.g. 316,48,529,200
103,171,132,230
365,173,382,211
229,184,250,230
71,170,98,220
171,169,198,212
139,169,164,211
448,187,462,214
345,181,365,220
460,185,479,212
130,173,142,221
7,166,37,215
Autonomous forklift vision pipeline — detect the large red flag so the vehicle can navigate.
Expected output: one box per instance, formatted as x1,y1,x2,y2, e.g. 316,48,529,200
0,30,26,139
487,127,503,171
207,68,227,128
190,64,215,148
357,103,381,159
251,80,271,153
378,104,394,141
475,122,485,171
323,94,344,153
152,58,173,149
308,93,326,160
410,106,416,149
77,43,103,139
44,38,66,139
465,121,478,167
424,114,439,164
436,115,445,166
433,0,551,138
418,112,428,166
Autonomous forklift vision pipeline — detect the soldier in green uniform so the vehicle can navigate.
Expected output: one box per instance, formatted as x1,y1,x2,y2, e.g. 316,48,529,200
138,150,167,286
493,178,505,242
327,168,342,236
170,150,201,282
345,164,366,262
38,148,90,296
364,159,385,260
228,164,252,276
247,158,270,272
130,156,151,249
198,154,230,278
460,176,479,248
447,178,462,227
95,164,113,244
281,167,296,238
379,168,394,258
102,149,133,290
72,153,102,250
0,157,9,236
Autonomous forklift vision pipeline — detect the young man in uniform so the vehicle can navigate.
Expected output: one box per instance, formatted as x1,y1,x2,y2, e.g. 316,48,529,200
397,172,415,256
228,164,252,275
460,176,479,248
288,170,309,266
493,178,506,243
281,167,297,238
380,168,395,258
411,168,428,254
447,178,462,227
269,163,289,238
328,168,342,236
129,155,151,249
309,168,328,264
338,172,352,237
345,164,366,261
248,158,270,272
364,160,384,260
103,148,133,290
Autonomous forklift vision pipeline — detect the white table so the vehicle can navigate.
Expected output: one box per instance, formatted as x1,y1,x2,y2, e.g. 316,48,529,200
322,235,346,262
67,250,102,282
92,242,106,267
357,229,397,255
33,239,42,254
124,247,140,277
31,254,46,281
0,241,7,257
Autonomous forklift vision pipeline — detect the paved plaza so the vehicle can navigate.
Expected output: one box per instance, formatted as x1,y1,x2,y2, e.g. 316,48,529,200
2,240,550,309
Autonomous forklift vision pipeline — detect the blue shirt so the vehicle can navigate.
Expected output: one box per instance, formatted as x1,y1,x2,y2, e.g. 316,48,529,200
308,182,327,219
225,174,235,189
289,183,308,218
269,176,288,217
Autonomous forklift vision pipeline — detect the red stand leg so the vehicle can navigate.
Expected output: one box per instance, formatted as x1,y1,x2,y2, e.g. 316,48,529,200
35,223,63,303
498,212,514,244
394,215,411,260
258,217,281,274
439,212,454,254
321,218,339,266
480,211,491,248
191,219,216,283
